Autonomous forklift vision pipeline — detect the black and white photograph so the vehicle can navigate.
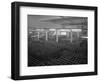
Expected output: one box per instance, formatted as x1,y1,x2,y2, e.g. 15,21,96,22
28,15,88,66
11,2,97,80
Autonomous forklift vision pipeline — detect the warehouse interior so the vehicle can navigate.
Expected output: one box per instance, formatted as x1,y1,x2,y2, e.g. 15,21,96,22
28,15,88,66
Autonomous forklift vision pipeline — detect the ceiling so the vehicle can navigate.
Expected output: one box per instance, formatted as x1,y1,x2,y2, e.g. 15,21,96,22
28,15,88,29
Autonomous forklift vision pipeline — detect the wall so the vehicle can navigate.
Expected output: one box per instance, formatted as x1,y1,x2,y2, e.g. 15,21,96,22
0,0,99,82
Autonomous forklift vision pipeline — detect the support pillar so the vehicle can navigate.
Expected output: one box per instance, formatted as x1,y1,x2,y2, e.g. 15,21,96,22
37,31,40,40
66,31,69,40
56,29,58,42
70,29,73,43
45,31,48,41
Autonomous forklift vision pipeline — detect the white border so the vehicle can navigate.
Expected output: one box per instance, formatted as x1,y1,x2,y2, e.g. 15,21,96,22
20,6,95,76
